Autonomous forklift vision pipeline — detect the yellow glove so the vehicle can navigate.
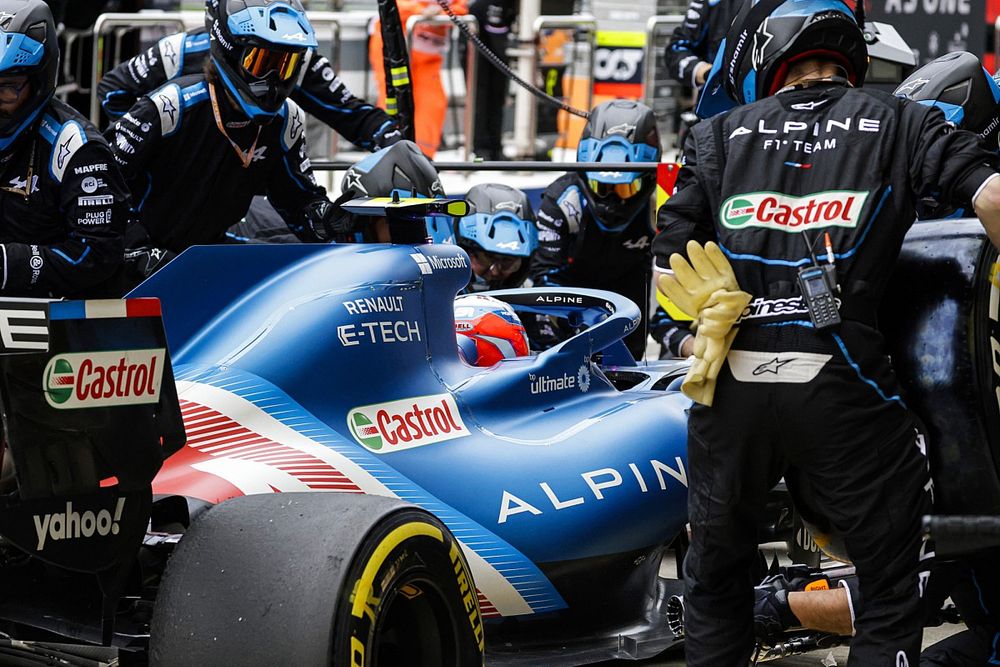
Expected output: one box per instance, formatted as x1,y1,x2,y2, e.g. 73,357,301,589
680,288,752,406
656,241,740,318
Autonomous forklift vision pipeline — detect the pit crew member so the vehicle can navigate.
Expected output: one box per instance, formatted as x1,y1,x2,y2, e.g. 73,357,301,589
108,0,343,277
652,0,1000,663
452,183,538,292
664,0,739,88
454,292,530,366
529,99,660,359
97,1,401,151
0,0,126,297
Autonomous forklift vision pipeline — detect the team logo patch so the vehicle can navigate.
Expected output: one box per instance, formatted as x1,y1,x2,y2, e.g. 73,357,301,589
721,190,868,232
347,393,469,453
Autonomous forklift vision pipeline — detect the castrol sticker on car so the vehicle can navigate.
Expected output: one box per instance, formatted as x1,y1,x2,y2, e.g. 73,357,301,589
347,393,470,453
43,349,166,409
721,190,869,232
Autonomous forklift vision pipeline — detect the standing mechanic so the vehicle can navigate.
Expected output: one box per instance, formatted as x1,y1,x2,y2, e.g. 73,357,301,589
465,0,516,160
664,0,739,88
530,99,660,359
107,0,342,277
0,0,126,297
653,0,1000,664
97,1,401,151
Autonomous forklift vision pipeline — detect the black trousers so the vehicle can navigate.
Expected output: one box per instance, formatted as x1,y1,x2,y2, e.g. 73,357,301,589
683,323,933,666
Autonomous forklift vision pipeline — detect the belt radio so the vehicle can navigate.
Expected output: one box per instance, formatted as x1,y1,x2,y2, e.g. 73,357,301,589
799,232,841,331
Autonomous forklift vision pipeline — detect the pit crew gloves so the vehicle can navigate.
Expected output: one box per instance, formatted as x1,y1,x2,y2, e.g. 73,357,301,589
658,241,751,406
304,198,353,242
656,241,741,318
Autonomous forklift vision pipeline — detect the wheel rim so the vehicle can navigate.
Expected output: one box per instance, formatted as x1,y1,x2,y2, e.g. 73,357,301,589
368,574,462,667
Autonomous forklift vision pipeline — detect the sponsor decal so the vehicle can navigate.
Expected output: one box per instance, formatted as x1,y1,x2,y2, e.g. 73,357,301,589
343,295,405,315
0,12,16,30
537,228,560,243
115,133,135,155
42,349,165,409
81,209,112,226
33,498,126,551
495,240,521,251
74,163,107,175
535,294,583,304
29,245,41,284
347,393,469,453
622,236,650,250
81,176,106,194
79,195,115,207
721,190,868,232
529,364,591,394
409,253,432,274
56,138,72,169
448,541,486,649
790,99,831,111
282,32,307,42
337,320,421,346
752,357,793,375
498,456,688,523
157,93,177,124
495,200,519,212
0,302,47,351
428,254,468,270
225,119,252,129
8,174,38,194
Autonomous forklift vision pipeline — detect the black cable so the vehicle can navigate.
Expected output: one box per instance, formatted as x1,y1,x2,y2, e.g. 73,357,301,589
434,0,591,119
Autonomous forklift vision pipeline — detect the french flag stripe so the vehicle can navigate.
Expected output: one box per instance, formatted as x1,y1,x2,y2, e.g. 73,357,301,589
84,300,127,319
125,298,161,317
48,299,163,321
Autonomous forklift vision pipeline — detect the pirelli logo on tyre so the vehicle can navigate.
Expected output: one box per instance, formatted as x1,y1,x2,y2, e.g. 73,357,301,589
347,393,470,453
721,190,868,232
43,349,165,409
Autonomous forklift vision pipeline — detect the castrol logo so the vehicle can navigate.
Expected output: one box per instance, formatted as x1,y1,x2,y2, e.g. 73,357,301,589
721,190,869,232
347,393,469,453
43,349,165,409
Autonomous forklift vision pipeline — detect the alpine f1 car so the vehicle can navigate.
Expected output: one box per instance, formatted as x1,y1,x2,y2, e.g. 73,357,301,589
0,219,996,665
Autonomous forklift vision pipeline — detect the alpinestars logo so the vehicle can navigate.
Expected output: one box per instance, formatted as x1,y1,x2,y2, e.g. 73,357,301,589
751,18,773,69
347,394,469,453
721,190,868,232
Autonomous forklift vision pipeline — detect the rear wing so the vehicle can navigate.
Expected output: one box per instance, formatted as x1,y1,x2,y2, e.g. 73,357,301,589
0,297,183,576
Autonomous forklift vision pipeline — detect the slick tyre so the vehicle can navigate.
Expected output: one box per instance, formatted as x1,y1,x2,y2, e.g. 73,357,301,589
332,505,485,667
149,493,483,667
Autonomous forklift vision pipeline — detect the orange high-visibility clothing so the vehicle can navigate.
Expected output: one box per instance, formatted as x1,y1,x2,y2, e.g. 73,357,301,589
369,0,468,158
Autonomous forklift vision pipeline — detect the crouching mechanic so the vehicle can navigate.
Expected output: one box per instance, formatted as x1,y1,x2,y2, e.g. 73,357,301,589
108,0,344,280
98,0,401,151
653,0,1000,664
452,184,538,293
0,0,126,297
530,99,661,358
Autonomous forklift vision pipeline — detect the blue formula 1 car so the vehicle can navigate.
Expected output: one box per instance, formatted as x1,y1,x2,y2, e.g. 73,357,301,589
133,241,693,665
0,219,997,666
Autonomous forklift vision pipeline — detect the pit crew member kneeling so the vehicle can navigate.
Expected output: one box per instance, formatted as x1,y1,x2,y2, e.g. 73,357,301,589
652,0,1000,664
107,0,343,283
530,100,660,359
0,0,126,297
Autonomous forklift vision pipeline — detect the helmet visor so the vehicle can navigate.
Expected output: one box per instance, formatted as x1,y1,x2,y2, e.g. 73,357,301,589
242,46,302,81
587,176,645,200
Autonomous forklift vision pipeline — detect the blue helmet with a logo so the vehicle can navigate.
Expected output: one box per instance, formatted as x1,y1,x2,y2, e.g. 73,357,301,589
577,100,661,233
0,0,58,150
206,0,316,121
697,0,868,117
895,51,1000,151
455,184,537,290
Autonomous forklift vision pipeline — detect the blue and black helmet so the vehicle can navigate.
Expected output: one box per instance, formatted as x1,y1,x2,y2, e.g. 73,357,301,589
0,0,58,150
895,51,1000,151
698,0,867,116
339,140,446,244
577,100,661,233
456,183,538,258
206,0,316,120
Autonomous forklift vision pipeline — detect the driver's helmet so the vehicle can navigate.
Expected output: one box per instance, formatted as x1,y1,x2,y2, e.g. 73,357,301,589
339,139,446,244
698,0,868,116
577,100,661,233
454,294,530,367
0,0,58,151
894,51,1000,151
455,183,538,291
206,0,316,122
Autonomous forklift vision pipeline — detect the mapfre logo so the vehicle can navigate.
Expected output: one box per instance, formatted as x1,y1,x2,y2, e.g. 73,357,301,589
43,349,165,409
347,394,469,453
721,190,868,232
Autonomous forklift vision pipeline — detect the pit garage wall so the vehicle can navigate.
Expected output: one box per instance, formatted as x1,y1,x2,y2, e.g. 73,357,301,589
868,0,987,70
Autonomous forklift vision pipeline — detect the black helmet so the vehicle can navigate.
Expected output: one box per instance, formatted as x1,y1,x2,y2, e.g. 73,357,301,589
455,184,539,290
206,0,316,121
0,0,58,151
721,0,868,105
576,100,660,233
895,51,1000,151
338,140,446,244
